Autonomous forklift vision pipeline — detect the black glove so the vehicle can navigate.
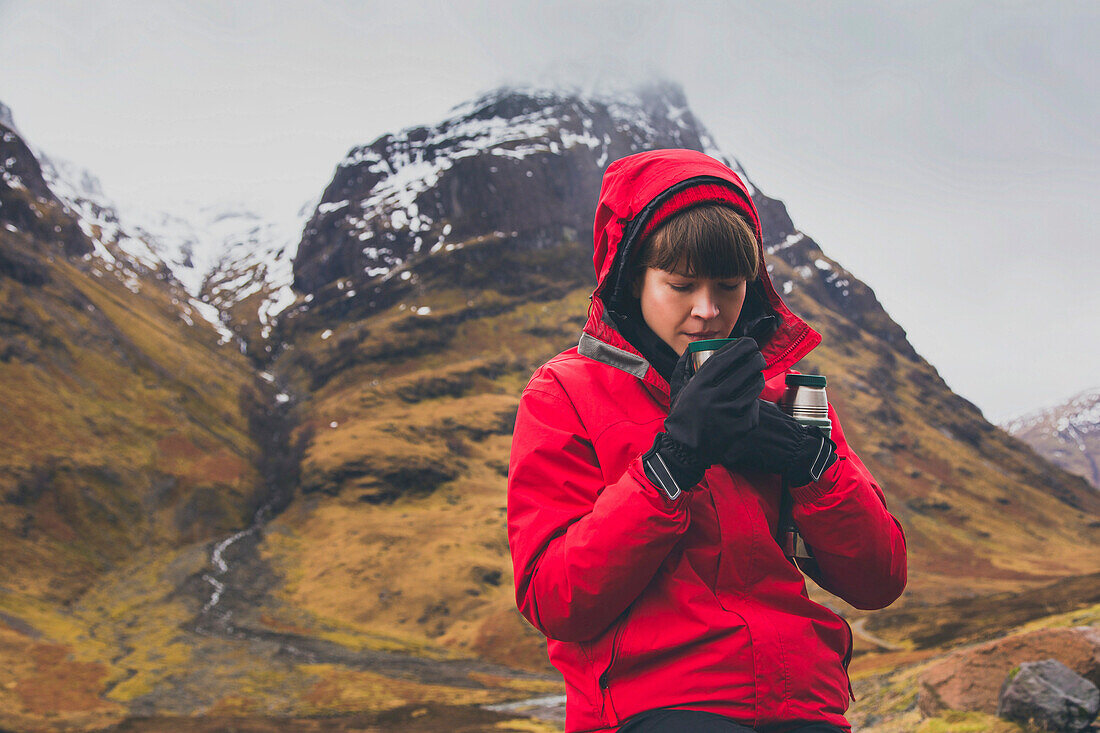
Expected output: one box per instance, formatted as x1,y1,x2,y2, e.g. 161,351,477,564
728,400,838,487
643,339,765,499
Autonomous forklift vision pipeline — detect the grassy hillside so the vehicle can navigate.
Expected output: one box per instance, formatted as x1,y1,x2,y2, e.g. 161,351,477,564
0,227,262,600
0,195,275,729
263,234,591,670
0,228,577,731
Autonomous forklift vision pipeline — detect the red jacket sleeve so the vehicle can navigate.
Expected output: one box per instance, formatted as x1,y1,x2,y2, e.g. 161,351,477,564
507,376,690,642
789,404,907,610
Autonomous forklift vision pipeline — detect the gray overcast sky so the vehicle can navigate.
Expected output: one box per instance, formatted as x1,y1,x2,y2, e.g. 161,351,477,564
1,1,1097,422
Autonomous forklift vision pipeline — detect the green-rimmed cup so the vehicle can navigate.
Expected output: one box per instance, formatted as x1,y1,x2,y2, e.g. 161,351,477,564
686,337,738,373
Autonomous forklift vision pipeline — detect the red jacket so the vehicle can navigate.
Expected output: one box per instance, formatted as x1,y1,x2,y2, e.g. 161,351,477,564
507,150,907,732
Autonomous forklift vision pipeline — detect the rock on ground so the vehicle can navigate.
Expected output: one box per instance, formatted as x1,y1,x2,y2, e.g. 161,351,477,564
997,658,1099,732
918,626,1100,717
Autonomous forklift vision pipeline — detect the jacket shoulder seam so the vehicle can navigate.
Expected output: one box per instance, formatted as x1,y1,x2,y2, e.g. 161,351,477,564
520,383,596,442
590,414,663,447
521,384,573,406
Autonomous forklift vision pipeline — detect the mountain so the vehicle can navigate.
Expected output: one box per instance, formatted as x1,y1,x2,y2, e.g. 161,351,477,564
2,85,1098,732
0,104,286,731
293,81,743,297
276,80,1099,608
1005,387,1100,488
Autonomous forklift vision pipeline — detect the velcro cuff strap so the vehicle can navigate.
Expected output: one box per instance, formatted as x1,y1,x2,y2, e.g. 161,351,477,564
807,435,838,483
643,449,682,502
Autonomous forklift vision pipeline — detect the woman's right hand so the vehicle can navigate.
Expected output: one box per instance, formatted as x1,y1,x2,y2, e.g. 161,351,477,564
644,339,766,497
666,337,766,464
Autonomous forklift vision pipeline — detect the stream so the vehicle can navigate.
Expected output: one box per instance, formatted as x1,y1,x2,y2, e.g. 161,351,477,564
197,504,270,626
183,379,559,701
189,508,559,692
190,373,299,637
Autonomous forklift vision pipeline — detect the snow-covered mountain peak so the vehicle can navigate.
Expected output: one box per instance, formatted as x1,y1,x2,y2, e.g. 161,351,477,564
443,82,751,186
296,82,751,294
339,81,740,184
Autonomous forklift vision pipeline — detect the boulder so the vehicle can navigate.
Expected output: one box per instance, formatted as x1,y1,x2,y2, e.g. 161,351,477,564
997,659,1099,732
918,626,1100,717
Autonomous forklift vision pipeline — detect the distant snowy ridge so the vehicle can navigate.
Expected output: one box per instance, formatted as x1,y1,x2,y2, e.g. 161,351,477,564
202,199,316,337
1003,386,1100,488
131,198,314,337
1004,387,1100,442
37,151,311,345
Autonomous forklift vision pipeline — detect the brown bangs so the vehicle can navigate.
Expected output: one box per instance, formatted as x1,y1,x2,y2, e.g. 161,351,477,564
637,204,760,281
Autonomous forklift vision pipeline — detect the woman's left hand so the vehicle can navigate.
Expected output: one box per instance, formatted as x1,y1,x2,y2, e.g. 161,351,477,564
725,400,837,486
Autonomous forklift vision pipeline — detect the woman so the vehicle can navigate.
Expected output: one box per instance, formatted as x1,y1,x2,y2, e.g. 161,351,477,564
507,149,907,732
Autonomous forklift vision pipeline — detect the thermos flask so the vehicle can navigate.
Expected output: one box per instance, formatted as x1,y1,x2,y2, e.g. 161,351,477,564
778,373,831,560
778,374,831,437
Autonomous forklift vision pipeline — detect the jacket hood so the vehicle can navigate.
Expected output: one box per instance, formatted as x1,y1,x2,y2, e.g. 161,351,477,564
584,149,821,384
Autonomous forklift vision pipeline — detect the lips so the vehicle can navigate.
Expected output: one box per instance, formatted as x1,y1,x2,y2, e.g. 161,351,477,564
684,331,719,340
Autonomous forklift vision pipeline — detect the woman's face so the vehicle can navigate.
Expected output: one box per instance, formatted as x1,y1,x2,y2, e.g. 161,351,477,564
636,266,748,356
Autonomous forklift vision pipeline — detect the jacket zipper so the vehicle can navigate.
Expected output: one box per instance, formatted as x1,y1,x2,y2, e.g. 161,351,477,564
599,616,628,690
597,610,634,725
841,616,856,702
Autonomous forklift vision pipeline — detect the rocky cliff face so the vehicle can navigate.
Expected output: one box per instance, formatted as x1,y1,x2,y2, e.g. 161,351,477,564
1,120,91,260
1006,388,1100,488
292,82,738,297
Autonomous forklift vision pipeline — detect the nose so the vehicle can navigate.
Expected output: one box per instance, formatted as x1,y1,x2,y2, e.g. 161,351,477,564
690,287,720,320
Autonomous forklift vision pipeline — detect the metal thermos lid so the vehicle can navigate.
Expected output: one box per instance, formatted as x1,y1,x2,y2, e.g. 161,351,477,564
786,373,826,388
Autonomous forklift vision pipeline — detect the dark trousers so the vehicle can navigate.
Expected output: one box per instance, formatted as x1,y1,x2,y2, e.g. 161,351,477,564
617,708,847,733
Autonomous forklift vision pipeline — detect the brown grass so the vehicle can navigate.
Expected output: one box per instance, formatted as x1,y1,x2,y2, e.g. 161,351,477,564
0,251,262,606
15,642,114,715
